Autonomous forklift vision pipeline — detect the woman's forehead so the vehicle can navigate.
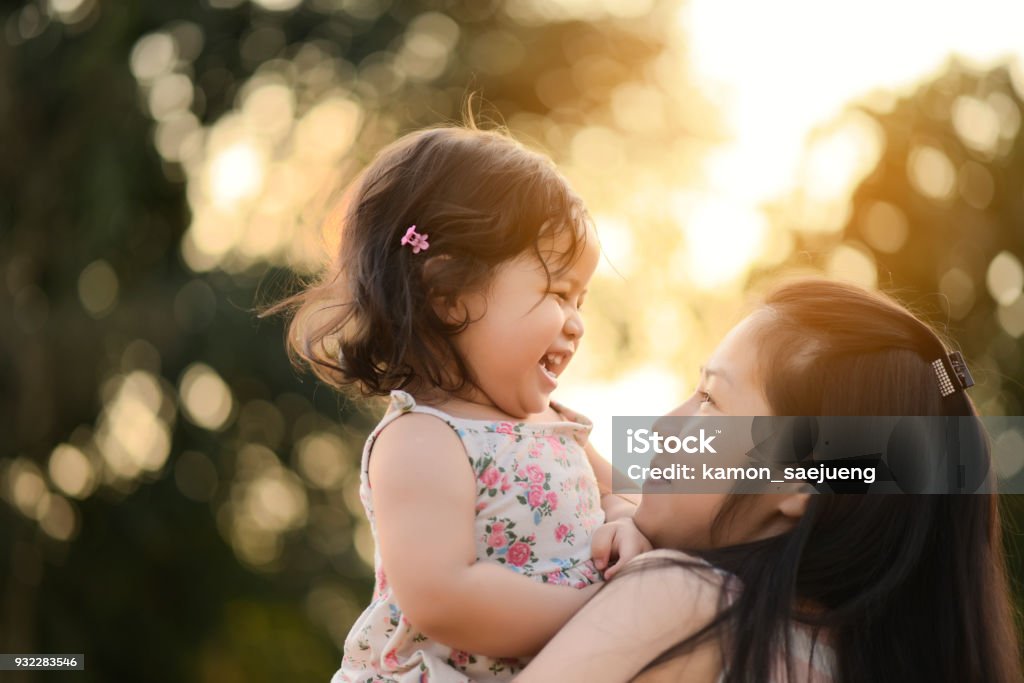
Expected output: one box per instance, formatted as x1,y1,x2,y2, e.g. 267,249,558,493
710,313,768,370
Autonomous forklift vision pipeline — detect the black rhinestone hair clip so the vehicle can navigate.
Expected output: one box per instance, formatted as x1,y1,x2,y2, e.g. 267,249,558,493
932,351,975,398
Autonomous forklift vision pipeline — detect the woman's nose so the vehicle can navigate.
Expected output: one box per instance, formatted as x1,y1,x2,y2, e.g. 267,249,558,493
668,395,701,417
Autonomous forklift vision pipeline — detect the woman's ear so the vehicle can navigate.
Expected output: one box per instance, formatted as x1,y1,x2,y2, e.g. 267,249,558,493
777,492,811,520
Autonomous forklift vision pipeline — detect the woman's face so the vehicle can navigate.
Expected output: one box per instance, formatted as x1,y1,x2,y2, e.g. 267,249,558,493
633,312,801,550
673,311,773,418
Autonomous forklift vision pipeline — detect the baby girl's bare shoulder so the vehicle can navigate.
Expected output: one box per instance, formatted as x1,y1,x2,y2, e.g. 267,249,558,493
370,412,467,467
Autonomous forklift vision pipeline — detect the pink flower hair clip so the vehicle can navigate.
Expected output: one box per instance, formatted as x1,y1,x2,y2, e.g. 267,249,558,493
400,225,430,254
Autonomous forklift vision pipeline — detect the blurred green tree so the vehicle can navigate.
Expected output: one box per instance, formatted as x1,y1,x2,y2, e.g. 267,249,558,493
0,1,684,680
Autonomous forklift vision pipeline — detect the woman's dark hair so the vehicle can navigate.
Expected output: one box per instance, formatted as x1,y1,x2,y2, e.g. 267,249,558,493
263,123,590,397
631,279,1022,683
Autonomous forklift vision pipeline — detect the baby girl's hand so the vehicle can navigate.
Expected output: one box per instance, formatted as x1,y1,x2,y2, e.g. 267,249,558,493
590,518,654,580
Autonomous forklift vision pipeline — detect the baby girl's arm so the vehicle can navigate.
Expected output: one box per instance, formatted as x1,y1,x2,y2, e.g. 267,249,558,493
585,441,653,578
585,440,638,520
368,413,602,659
584,441,640,521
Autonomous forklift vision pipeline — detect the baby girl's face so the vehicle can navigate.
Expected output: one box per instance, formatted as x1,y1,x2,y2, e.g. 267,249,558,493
634,312,789,550
451,225,599,419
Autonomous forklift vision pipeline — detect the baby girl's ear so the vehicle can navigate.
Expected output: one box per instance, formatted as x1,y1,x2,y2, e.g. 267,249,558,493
421,253,452,282
433,299,472,327
421,254,473,326
421,255,453,321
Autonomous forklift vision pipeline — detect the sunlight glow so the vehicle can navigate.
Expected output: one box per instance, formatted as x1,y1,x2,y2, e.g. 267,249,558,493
296,432,351,490
126,0,1024,459
682,197,767,288
826,243,879,290
5,458,47,519
908,146,956,202
681,0,1024,234
987,252,1024,307
560,367,686,460
206,142,265,208
95,371,174,482
179,363,235,431
130,32,177,83
48,444,97,499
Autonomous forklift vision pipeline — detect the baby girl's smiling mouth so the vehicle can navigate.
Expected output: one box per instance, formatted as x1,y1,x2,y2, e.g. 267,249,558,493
539,348,573,382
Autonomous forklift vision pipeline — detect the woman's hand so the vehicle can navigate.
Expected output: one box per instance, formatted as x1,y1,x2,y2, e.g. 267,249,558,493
591,517,653,580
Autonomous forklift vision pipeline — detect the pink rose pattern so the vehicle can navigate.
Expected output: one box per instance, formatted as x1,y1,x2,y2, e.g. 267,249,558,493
372,566,389,600
512,464,562,522
339,392,602,682
495,422,516,435
483,518,539,572
476,456,513,499
447,648,477,671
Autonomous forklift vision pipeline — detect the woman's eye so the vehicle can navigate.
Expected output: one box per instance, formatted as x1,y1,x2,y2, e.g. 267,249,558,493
551,291,570,302
699,391,715,406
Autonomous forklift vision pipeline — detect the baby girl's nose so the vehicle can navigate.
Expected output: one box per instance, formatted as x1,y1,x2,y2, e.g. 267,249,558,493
564,310,584,340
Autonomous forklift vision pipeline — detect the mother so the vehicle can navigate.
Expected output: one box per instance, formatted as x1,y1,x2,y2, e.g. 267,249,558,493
517,279,1022,683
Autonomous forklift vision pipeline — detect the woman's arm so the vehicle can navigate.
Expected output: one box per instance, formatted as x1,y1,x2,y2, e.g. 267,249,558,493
368,413,601,659
514,550,723,683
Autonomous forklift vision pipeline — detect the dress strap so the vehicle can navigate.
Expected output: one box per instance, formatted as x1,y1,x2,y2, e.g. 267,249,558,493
386,390,590,442
386,389,465,427
548,399,593,430
361,391,469,480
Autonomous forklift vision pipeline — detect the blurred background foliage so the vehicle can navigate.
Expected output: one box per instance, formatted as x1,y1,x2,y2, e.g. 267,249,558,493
0,0,1021,680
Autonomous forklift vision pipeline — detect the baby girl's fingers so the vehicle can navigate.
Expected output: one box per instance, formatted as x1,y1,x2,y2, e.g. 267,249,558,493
604,535,653,579
590,525,616,571
603,559,624,580
603,548,638,580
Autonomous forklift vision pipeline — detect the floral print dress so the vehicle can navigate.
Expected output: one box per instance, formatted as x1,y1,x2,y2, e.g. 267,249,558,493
332,390,606,683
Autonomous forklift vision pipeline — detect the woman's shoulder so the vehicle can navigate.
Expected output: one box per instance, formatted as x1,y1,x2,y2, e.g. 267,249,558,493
514,549,726,683
624,549,726,578
602,549,727,616
631,548,709,563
